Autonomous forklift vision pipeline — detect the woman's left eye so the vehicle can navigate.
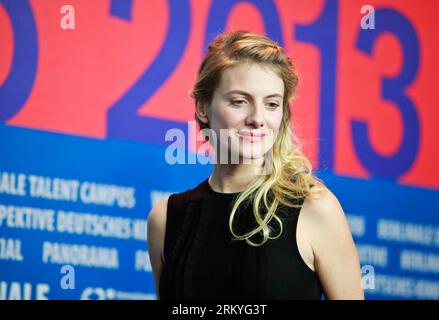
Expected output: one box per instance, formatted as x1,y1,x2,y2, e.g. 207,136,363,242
231,100,246,106
267,103,280,108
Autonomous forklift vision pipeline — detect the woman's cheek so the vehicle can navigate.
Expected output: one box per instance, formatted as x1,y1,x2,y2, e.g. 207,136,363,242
271,118,283,133
220,111,244,128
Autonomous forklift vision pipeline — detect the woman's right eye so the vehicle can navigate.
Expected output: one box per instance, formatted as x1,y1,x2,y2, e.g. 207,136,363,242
231,99,246,106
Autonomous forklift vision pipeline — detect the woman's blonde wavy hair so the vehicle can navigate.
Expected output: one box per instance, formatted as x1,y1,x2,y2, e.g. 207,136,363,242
189,30,325,246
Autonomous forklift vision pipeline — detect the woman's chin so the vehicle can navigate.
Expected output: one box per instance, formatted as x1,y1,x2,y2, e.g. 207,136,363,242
242,144,272,158
234,150,269,163
217,139,273,164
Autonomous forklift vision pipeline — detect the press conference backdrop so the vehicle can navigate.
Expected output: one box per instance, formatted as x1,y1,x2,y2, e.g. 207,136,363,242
1,0,438,300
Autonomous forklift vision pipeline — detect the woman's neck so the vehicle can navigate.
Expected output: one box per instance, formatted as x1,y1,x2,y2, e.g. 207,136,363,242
209,160,265,193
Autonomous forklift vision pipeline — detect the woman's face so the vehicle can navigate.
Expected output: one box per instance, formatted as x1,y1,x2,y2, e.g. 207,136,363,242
205,63,284,163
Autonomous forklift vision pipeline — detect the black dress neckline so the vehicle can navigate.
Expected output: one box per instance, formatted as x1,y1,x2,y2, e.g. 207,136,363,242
204,178,241,197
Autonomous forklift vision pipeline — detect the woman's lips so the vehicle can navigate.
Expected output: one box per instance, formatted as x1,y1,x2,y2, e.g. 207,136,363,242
238,132,266,142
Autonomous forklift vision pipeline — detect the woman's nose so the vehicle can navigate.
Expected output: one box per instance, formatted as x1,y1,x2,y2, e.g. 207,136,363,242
246,105,265,128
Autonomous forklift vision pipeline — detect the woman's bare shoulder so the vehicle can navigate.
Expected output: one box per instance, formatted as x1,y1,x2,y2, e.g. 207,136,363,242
147,196,169,228
147,196,170,266
299,185,364,299
302,184,345,224
298,183,353,255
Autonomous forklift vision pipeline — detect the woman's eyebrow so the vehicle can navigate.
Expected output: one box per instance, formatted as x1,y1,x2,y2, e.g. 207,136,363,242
224,90,283,99
224,90,251,97
265,93,283,99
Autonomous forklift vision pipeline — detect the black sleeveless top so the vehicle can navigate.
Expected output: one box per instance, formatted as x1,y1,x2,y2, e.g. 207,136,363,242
159,178,323,300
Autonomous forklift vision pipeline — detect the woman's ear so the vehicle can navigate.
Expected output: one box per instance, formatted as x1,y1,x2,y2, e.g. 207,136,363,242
195,101,209,125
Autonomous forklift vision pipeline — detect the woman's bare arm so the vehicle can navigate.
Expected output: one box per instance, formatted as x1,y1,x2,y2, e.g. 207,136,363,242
147,196,169,299
302,188,365,300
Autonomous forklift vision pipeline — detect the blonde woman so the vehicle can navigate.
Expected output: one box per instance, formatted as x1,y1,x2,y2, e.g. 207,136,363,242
148,30,364,300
